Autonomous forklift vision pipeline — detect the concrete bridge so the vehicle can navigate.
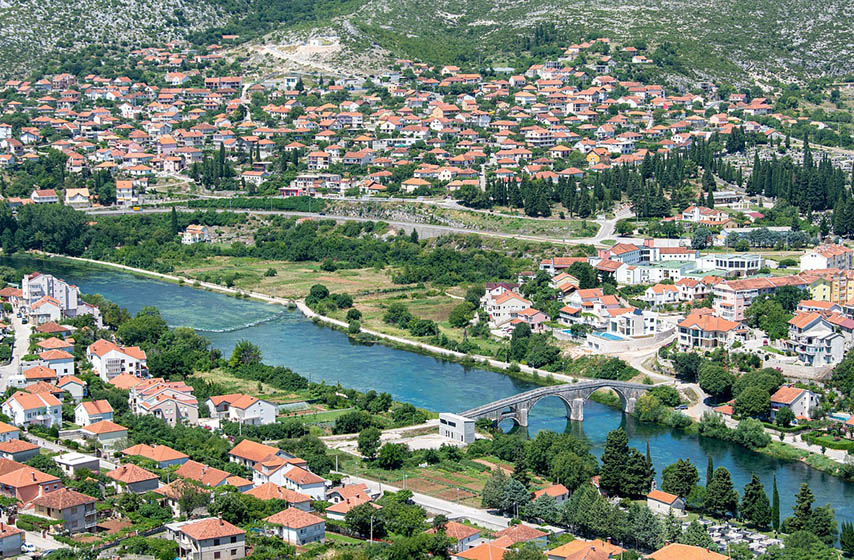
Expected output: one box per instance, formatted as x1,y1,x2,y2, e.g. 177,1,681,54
458,381,650,427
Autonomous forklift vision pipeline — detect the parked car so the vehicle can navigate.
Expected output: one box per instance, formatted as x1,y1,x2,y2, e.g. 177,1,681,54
21,543,36,553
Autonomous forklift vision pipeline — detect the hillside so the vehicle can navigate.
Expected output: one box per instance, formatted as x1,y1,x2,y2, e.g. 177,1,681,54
239,0,853,83
0,0,233,77
1,0,852,83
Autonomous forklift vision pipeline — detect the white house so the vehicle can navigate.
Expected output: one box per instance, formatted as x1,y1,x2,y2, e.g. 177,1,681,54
166,518,246,560
86,339,147,382
800,244,853,272
642,284,681,306
483,291,531,326
263,508,325,546
74,399,114,426
784,312,845,367
206,394,277,425
1,392,62,428
646,489,686,517
770,386,820,420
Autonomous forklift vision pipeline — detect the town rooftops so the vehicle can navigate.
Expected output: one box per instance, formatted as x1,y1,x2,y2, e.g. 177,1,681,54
6,391,60,409
0,465,59,487
80,399,113,415
425,520,480,541
265,507,324,529
229,438,280,463
106,463,158,484
647,489,680,503
122,443,188,463
31,487,95,509
88,339,146,360
209,393,260,410
455,542,507,560
282,466,325,486
646,543,729,560
491,523,547,544
532,483,569,500
177,517,245,540
81,420,127,435
0,422,18,435
677,311,739,333
548,538,626,559
770,386,806,405
0,440,39,455
244,482,311,504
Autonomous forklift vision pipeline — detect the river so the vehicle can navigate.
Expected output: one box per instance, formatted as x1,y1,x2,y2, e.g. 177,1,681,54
7,255,854,525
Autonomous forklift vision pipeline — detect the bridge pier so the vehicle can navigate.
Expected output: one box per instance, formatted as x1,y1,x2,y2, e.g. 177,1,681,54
517,407,529,427
570,398,584,421
624,397,636,415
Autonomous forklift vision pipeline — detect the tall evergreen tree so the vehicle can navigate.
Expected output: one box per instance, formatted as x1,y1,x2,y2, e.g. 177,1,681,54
706,456,714,487
741,474,771,529
600,428,629,495
170,207,179,236
705,467,738,518
772,475,780,531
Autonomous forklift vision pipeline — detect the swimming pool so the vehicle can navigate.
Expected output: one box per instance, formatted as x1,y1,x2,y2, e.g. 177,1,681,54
593,332,625,341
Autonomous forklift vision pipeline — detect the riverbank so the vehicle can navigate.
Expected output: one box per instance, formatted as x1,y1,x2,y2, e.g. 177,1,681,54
32,252,577,389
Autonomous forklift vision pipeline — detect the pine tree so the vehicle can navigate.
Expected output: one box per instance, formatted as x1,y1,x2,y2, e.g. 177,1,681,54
706,467,738,518
170,207,179,236
785,483,814,533
841,521,854,558
772,475,780,531
741,474,771,529
706,456,714,487
600,428,629,495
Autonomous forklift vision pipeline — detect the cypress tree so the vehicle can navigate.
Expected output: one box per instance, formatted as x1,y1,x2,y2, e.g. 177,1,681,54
772,475,780,531
706,456,714,487
170,207,179,236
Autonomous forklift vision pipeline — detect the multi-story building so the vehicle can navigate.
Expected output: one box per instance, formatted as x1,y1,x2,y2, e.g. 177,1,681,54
29,488,97,533
677,310,740,350
713,276,807,322
129,378,198,426
86,339,147,382
166,517,246,560
1,392,62,428
800,244,853,272
784,313,845,367
205,394,278,426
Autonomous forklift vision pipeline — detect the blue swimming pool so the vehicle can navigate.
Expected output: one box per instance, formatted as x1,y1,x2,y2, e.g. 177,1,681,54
593,332,625,341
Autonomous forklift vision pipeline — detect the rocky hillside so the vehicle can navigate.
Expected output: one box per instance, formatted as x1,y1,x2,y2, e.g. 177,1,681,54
0,0,232,77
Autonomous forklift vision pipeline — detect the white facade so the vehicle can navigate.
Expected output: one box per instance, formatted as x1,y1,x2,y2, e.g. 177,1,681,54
1,392,62,428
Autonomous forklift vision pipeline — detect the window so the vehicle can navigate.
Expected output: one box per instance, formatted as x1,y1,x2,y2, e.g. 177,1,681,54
214,539,220,546
230,550,237,556
230,537,236,543
214,552,220,559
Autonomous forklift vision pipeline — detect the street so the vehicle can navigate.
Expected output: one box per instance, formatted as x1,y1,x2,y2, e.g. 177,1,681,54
0,312,31,392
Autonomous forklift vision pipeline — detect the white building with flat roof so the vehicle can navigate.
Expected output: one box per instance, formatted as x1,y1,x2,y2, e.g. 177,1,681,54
439,413,475,444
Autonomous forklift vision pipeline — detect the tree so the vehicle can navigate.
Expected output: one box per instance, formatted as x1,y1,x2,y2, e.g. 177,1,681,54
345,502,385,538
228,339,262,369
841,521,854,558
357,427,381,460
785,483,814,533
734,386,771,418
808,505,838,546
661,459,699,498
549,451,594,493
448,302,475,328
705,467,738,517
745,298,791,340
741,474,771,529
377,443,408,470
626,502,664,552
769,476,781,532
733,418,771,449
679,520,716,550
623,447,655,497
673,352,702,382
599,428,629,495
170,207,179,236
482,470,509,509
698,363,734,403
504,543,547,560
568,262,597,289
501,478,530,516
116,307,168,347
691,226,712,249
776,406,795,428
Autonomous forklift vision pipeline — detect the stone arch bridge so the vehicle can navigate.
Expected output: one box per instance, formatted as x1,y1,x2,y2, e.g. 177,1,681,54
458,381,651,427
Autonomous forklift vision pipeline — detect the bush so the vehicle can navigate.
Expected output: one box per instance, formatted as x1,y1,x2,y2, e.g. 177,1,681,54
264,268,277,277
346,308,362,321
733,418,771,448
649,385,681,407
348,320,361,334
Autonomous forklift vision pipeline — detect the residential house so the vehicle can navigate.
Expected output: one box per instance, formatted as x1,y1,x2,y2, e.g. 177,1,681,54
0,464,61,502
1,392,62,428
86,339,147,382
0,523,23,557
280,467,326,500
713,276,806,321
166,517,246,560
74,399,113,426
642,284,680,306
784,313,845,366
491,524,548,547
263,508,325,546
532,483,569,505
57,376,86,401
182,225,210,245
81,420,128,447
229,439,286,470
548,539,626,560
770,386,820,421
0,423,19,444
244,482,312,511
155,479,210,517
106,463,160,493
175,460,253,492
453,542,508,560
801,244,853,272
0,440,39,462
646,489,686,517
54,452,100,477
646,543,729,560
677,310,740,350
426,521,480,552
29,488,97,534
130,378,198,426
206,394,277,425
121,443,189,468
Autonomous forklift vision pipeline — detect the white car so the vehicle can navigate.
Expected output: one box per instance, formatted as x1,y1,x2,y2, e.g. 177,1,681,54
21,543,36,553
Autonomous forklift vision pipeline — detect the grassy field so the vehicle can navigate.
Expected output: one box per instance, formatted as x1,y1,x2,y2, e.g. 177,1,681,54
194,367,305,403
176,256,402,299
428,205,599,238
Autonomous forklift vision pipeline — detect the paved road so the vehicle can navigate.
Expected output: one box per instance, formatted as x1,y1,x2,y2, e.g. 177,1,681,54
85,202,630,248
0,312,31,392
